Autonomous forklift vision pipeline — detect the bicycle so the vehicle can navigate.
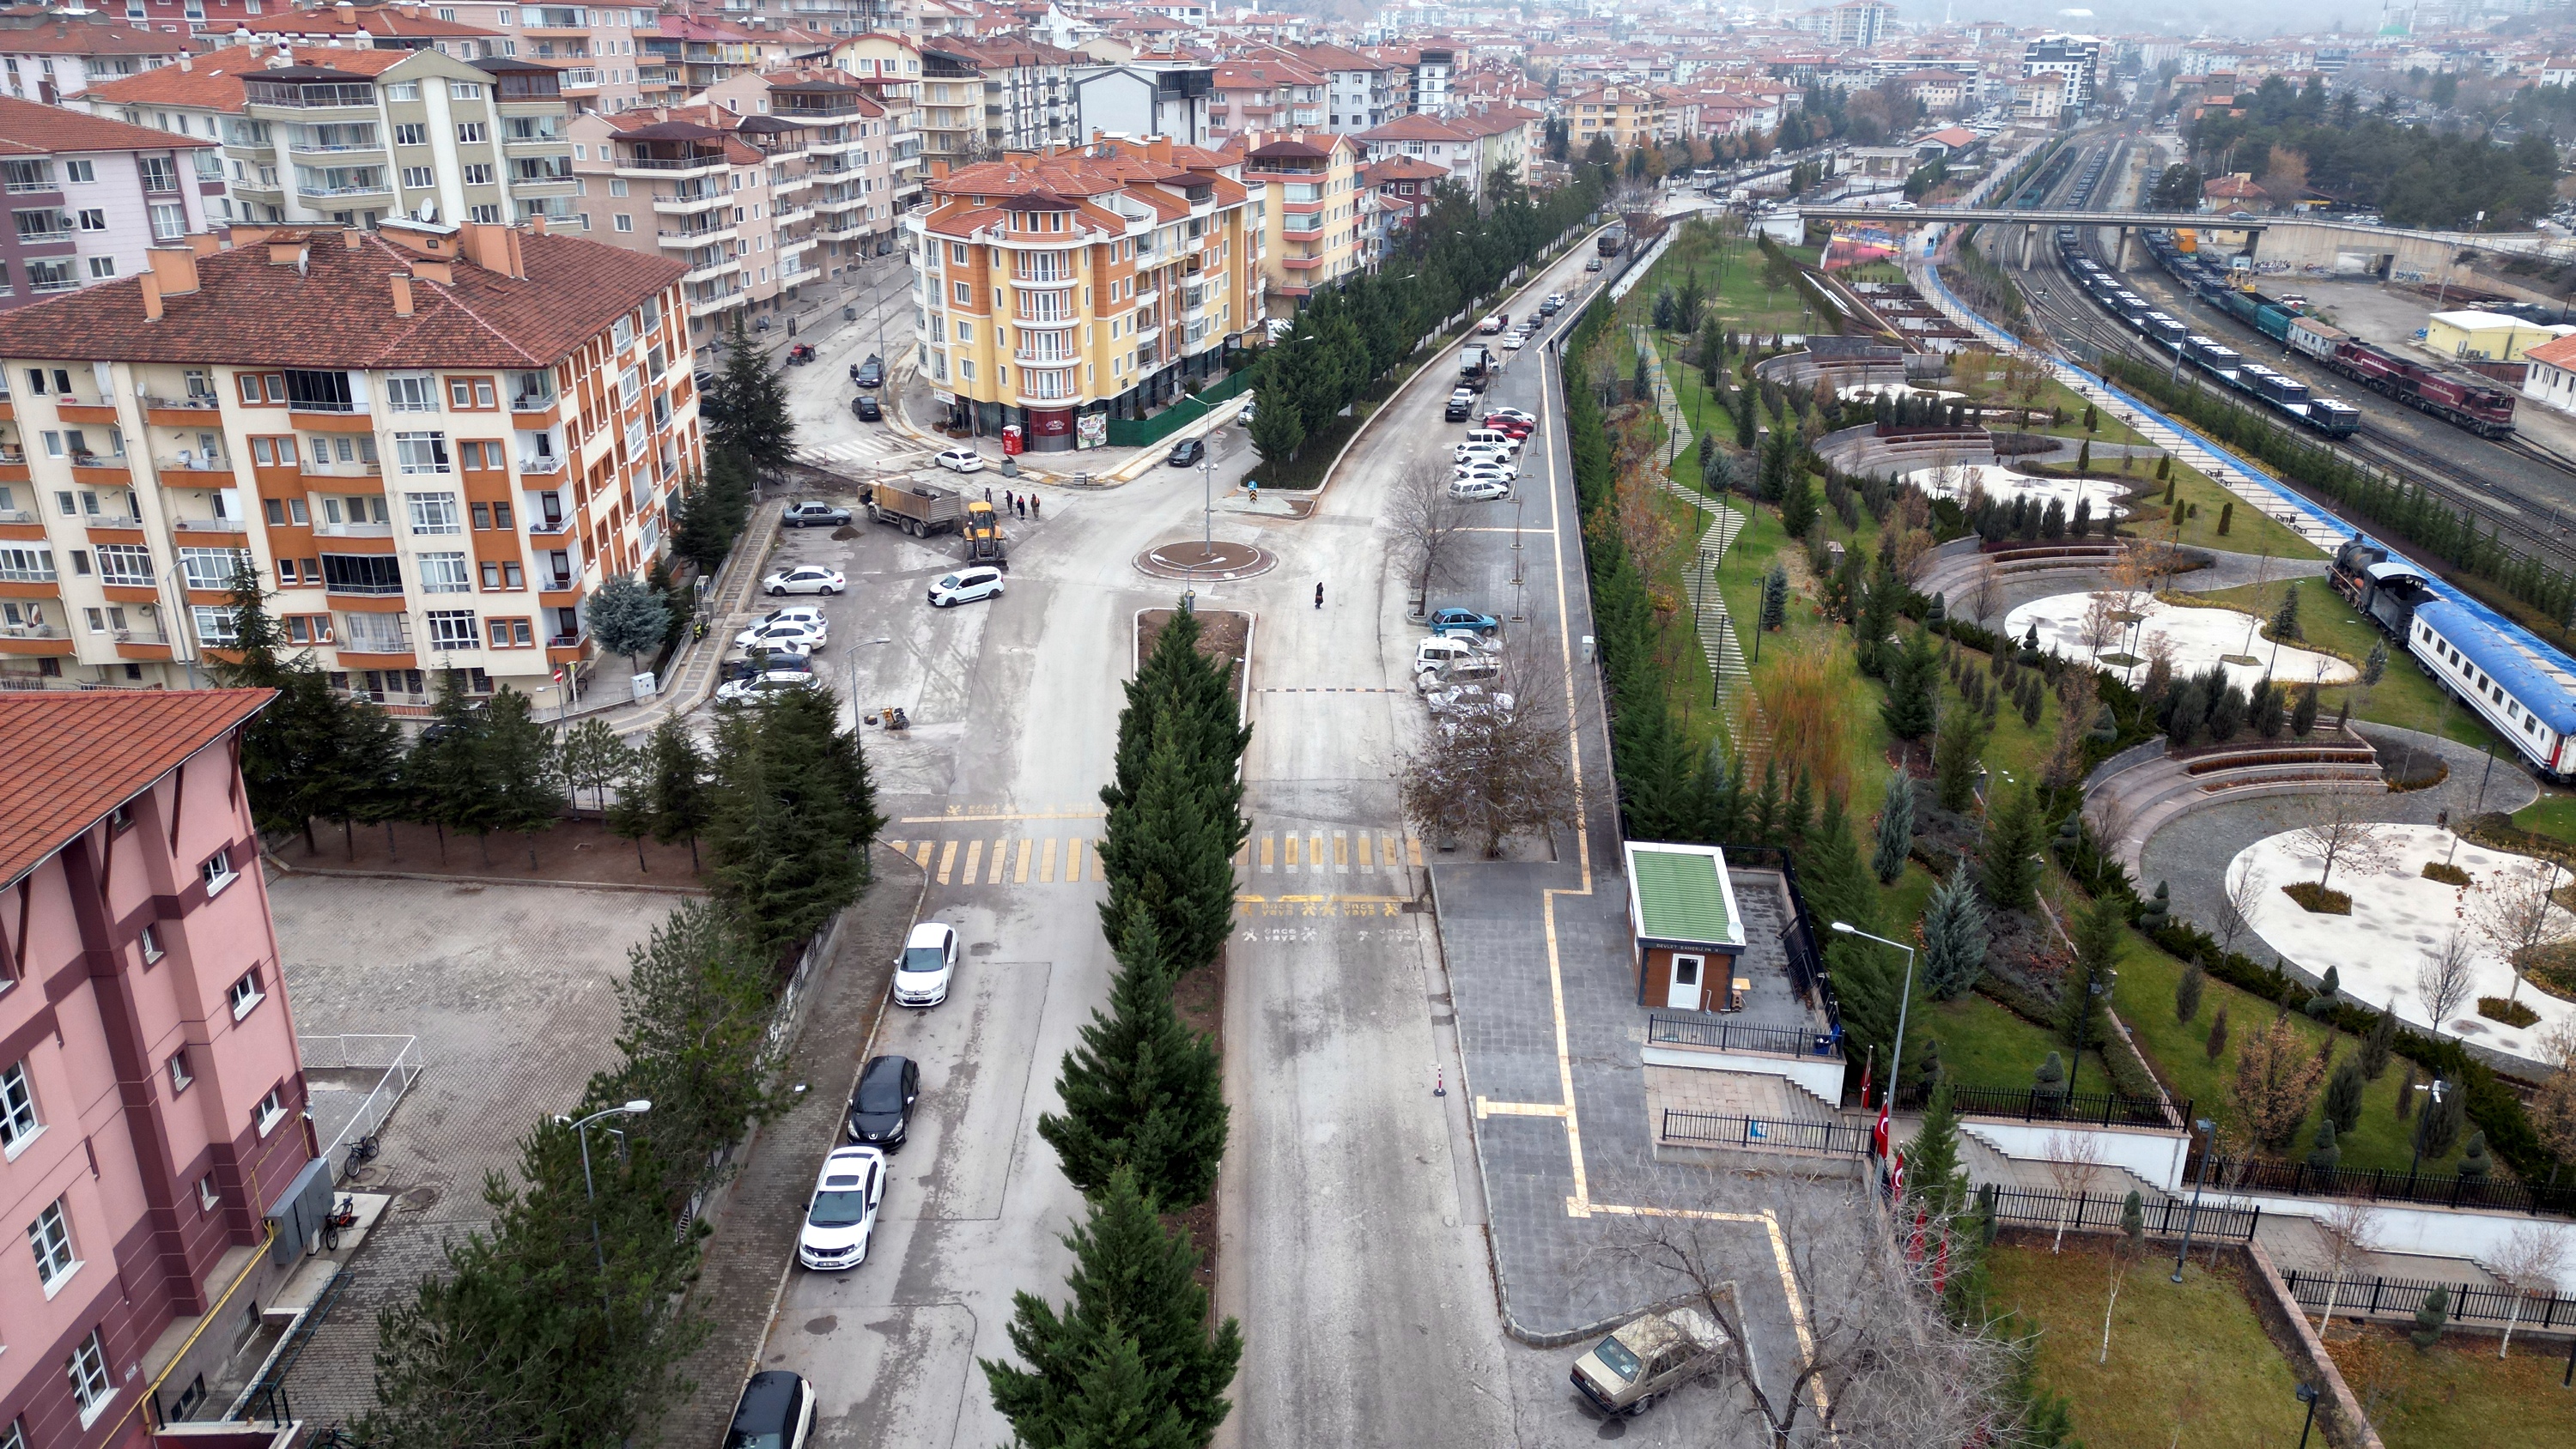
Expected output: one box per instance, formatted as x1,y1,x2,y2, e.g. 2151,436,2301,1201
319,1195,358,1252
342,1132,380,1180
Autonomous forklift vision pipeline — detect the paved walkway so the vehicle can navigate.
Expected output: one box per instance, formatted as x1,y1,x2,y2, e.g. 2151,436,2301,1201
1629,327,1755,754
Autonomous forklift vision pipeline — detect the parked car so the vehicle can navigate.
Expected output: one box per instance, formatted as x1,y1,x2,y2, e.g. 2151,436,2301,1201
1168,437,1206,467
1453,443,1514,467
892,921,957,1006
1426,607,1500,638
933,446,985,473
854,354,884,388
797,1145,887,1270
1585,257,1605,272
852,394,882,421
1413,634,1498,675
927,565,1005,608
737,618,827,653
1415,653,1503,693
716,670,817,704
781,500,852,528
1427,682,1515,717
1443,390,1477,421
1453,462,1518,488
763,566,847,597
1460,427,1522,455
1484,407,1537,427
847,1054,920,1149
726,1373,816,1449
753,605,828,632
1449,477,1513,501
1499,331,1527,350
1544,291,1567,310
1571,1309,1723,1417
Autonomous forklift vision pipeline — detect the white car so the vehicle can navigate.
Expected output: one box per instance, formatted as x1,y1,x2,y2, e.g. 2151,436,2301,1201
1543,294,1566,310
933,446,985,473
1449,477,1513,501
1415,654,1503,694
893,920,957,1006
752,605,828,632
927,565,1005,608
1454,444,1514,466
796,1145,886,1270
1427,683,1515,717
1413,634,1497,676
716,670,817,704
736,618,828,653
763,566,847,597
1499,331,1526,350
1454,462,1519,488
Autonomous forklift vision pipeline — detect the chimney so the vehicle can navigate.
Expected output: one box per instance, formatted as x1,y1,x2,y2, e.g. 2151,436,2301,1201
140,271,163,323
528,212,549,235
186,231,222,257
411,258,453,285
146,246,200,296
179,52,191,70
343,227,362,249
266,236,308,270
390,273,414,317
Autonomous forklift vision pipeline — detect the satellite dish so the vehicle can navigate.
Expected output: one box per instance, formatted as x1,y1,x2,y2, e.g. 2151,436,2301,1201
416,201,436,222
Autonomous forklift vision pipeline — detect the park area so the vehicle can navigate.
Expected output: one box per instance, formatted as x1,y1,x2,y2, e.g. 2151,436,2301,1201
2324,1324,2576,1449
2003,589,2360,691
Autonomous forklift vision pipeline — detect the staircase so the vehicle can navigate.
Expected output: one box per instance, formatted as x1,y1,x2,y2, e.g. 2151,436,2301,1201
2088,731,2383,877
1632,327,1765,762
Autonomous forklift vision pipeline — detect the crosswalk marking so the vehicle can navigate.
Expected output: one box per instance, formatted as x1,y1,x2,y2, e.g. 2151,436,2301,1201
1040,836,1057,882
963,840,983,885
1068,836,1086,882
937,840,958,885
884,826,1417,889
988,838,1008,885
1091,840,1107,882
1014,838,1032,883
1358,833,1373,869
1334,830,1348,871
1260,834,1273,870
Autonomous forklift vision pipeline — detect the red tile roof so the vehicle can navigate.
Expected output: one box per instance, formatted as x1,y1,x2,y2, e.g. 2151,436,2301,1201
0,94,214,156
0,688,272,890
83,45,412,111
0,227,683,368
0,18,185,56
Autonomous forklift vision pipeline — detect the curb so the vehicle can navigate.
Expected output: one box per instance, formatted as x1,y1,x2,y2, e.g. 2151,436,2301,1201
876,360,1252,490
267,858,711,895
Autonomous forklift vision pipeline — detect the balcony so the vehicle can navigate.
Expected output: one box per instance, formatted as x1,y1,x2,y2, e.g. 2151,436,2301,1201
173,515,249,534
616,150,731,180
154,453,232,475
547,628,587,649
142,394,222,426
53,400,118,424
1281,254,1332,270
286,140,385,156
1281,213,1324,240
313,520,393,539
683,257,744,286
298,182,392,201
518,454,568,476
657,222,738,249
772,172,816,197
529,516,573,538
651,189,730,215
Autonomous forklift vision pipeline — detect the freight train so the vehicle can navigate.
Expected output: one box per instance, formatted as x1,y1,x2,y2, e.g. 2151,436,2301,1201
2055,227,2361,438
2331,535,2576,778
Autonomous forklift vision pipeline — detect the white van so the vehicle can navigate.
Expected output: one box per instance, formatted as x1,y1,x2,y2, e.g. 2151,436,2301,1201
1461,427,1522,455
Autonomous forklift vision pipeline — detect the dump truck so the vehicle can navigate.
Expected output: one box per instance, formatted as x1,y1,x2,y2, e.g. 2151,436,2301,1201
962,498,1008,567
1458,343,1493,391
861,480,966,537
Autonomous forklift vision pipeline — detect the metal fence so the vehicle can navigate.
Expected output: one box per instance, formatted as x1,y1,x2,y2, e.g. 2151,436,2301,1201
1714,845,1845,1046
2187,1152,2576,1219
2281,1268,2576,1330
301,1034,422,1181
1896,1081,2184,1130
1662,1110,1870,1156
1647,1012,1841,1059
1984,1184,2260,1241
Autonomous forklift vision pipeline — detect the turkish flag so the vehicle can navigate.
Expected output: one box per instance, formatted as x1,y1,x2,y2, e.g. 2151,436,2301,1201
1871,1100,1892,1161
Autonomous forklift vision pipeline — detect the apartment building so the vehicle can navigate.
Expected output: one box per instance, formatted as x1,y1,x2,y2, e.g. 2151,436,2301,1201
0,688,315,1449
908,135,1258,447
1226,128,1361,309
0,17,185,105
925,38,1079,156
1070,62,1213,147
0,221,695,708
1351,102,1534,203
1207,56,1324,142
1359,152,1440,258
573,71,899,334
640,15,829,107
1794,0,1892,48
355,1,659,114
2022,33,2104,114
0,100,223,314
1561,83,1666,152
83,47,580,230
1252,43,1400,132
829,33,927,218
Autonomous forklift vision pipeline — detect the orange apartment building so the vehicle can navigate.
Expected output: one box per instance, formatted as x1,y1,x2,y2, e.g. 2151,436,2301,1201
1226,129,1363,309
0,220,695,711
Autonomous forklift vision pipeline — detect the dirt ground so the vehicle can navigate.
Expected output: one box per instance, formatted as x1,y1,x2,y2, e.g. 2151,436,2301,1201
272,815,709,887
1139,607,1252,677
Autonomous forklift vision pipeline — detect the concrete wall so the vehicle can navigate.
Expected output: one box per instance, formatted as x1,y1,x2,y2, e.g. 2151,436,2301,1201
1961,1118,2193,1191
1640,1045,1846,1106
2210,1188,2576,1269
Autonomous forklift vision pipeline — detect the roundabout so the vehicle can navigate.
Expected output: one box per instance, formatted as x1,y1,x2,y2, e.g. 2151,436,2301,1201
1133,538,1277,582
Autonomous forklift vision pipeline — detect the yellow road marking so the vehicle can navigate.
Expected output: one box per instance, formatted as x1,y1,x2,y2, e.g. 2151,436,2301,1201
1091,840,1107,881
1260,834,1274,870
1039,836,1057,882
1333,830,1348,870
1068,836,1087,882
911,840,933,869
1234,837,1251,868
1406,834,1424,868
1309,833,1324,870
1357,833,1374,868
896,809,1106,823
1014,838,1032,883
936,839,957,885
962,840,983,883
1285,833,1300,868
1476,1098,1569,1119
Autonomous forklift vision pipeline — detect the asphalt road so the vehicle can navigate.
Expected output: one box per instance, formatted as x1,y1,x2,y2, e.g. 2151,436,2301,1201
721,233,1735,1448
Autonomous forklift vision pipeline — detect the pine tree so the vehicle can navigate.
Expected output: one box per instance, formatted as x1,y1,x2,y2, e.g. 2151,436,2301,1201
2306,1118,2342,1173
1038,909,1229,1210
1906,1081,1969,1214
1920,863,1990,1000
1932,700,1991,813
2360,1001,2396,1080
1870,770,1914,885
2271,581,2303,641
1797,794,1877,935
588,573,671,674
330,694,409,861
2324,1055,2366,1134
408,673,498,863
983,1167,1243,1448
1878,628,1941,741
706,687,874,960
642,715,711,868
478,686,565,868
2291,682,2320,737
1979,786,2044,911
2061,892,2123,1069
1099,720,1241,977
1759,562,1789,633
1777,467,1819,538
2362,639,2388,687
705,313,797,473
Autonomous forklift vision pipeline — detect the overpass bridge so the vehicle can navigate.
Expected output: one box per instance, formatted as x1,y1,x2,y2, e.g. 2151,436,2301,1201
1793,203,2573,277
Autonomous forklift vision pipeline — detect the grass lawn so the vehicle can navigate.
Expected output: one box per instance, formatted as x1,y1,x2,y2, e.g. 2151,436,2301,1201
2181,580,2499,750
1987,1242,2309,1449
2325,1324,2576,1449
1923,991,2108,1095
2512,790,2576,846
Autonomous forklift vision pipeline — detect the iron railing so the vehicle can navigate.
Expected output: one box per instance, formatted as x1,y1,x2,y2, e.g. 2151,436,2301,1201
2186,1152,2576,1218
302,1034,422,1180
1898,1081,2184,1130
1647,1011,1842,1060
2281,1268,2576,1328
1662,1110,1868,1155
1983,1184,2259,1241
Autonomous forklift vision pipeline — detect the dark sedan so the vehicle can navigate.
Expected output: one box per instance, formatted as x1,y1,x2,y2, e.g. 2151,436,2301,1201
854,354,884,388
851,393,881,421
847,1054,920,1149
1168,437,1206,467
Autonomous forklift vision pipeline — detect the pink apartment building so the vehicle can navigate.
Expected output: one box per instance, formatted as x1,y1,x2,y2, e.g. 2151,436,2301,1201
0,688,314,1449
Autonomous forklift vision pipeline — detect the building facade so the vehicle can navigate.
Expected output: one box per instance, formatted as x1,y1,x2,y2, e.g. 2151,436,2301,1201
1562,83,1666,152
2022,34,2104,114
0,17,185,106
0,687,312,1449
0,221,694,708
1070,63,1214,147
0,99,222,314
1230,128,1361,309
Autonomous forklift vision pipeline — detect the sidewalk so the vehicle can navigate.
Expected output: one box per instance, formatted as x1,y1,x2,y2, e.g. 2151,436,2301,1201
877,361,1253,488
559,499,785,737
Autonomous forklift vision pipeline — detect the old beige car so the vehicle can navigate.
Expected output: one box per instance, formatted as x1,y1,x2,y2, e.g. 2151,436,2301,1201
1571,1308,1723,1416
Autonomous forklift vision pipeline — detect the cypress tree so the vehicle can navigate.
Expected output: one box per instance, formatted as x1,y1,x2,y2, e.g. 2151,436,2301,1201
984,1167,1243,1448
1870,770,1914,885
2362,639,2388,686
1907,1081,1969,1214
1798,794,1877,934
1782,768,1814,853
2291,682,2320,737
2176,955,2205,1023
2206,1004,2231,1061
2061,892,2123,1068
2324,1055,2366,1135
1098,718,1241,977
2414,1080,2464,1162
642,715,712,869
2306,1119,2342,1173
2217,500,2233,535
1878,628,1941,741
1920,863,1990,999
2360,1001,2396,1080
1759,562,1789,633
1932,700,1991,813
1980,786,2043,911
2271,581,2303,641
1038,909,1229,1210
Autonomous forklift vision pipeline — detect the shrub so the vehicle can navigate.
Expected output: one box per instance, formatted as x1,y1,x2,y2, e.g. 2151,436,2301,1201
2478,996,2542,1028
2422,861,2472,886
2281,881,2352,915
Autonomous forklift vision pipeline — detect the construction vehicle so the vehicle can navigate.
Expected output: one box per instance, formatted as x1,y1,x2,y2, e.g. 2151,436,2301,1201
1458,343,1492,391
962,498,1008,567
861,480,965,537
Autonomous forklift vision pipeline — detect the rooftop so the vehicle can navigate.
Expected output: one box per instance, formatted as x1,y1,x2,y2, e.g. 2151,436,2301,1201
1625,841,1744,949
0,688,273,890
0,94,215,156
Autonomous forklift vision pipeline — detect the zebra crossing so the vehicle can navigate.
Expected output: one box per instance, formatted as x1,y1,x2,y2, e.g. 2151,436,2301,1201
884,821,1421,891
797,434,926,470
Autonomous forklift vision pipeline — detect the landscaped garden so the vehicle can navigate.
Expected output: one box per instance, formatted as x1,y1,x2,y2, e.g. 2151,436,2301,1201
2325,1324,2576,1449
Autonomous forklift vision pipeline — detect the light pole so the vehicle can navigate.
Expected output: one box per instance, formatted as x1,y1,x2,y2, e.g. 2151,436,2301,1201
2406,1077,2447,1186
2172,1116,2217,1282
558,1100,652,1330
2293,1382,2320,1449
1198,452,1215,567
1831,921,1917,1112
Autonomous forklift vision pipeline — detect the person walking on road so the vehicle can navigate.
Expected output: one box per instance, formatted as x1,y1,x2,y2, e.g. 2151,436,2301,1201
1031,494,1042,519
1315,580,1325,609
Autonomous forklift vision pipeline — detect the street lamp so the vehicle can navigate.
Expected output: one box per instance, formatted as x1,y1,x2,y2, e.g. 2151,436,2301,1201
1831,921,1917,1114
557,1100,652,1331
2172,1116,2217,1282
2406,1077,2447,1186
2293,1381,2321,1449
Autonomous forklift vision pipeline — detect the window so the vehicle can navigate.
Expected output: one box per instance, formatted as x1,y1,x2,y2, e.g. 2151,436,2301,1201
253,1085,285,1136
384,373,437,412
63,159,93,184
76,208,106,231
613,213,633,233
138,924,162,963
149,202,185,240
94,544,153,585
952,280,970,305
394,122,427,146
487,616,534,646
137,155,175,192
67,1331,111,1422
400,165,434,189
451,82,484,101
319,554,402,595
0,1061,39,1155
427,609,480,649
462,162,494,186
224,968,264,1024
0,546,53,583
29,1199,76,1291
468,204,501,225
456,121,489,144
168,1048,191,1094
398,434,453,477
197,852,239,904
448,378,497,409
386,81,420,100
418,551,471,593
197,1173,219,1211
191,605,239,646
86,257,115,280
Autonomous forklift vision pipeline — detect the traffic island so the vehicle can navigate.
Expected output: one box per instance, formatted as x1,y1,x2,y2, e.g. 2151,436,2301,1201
1133,538,1275,582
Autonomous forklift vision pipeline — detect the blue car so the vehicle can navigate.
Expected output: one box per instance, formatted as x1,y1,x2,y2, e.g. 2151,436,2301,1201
1427,608,1500,639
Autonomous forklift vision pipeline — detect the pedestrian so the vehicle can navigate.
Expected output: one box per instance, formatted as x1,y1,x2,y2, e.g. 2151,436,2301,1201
1005,490,1016,512
984,486,993,503
1315,580,1325,609
1030,494,1042,519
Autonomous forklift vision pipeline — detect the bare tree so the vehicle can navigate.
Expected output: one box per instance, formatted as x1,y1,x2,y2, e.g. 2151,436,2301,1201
2288,796,2397,892
2081,589,2124,667
2215,858,2269,961
2312,1199,2381,1333
2230,1013,2328,1152
1385,458,1478,602
1397,641,1576,858
2043,1131,2105,1253
2534,1022,2576,1165
1965,555,2003,630
1589,1169,2024,1447
2469,856,2574,1007
2416,925,2478,1040
2492,1222,2569,1358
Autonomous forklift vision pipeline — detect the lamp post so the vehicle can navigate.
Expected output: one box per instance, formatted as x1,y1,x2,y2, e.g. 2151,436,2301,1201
2293,1382,2321,1449
2407,1077,2447,1187
2172,1116,2217,1282
558,1100,652,1331
1831,921,1917,1112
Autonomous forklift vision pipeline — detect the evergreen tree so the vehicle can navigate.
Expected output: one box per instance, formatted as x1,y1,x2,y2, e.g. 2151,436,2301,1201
2413,1079,2465,1162
2034,1050,2068,1105
605,749,657,871
2176,955,2206,1023
1631,352,1650,402
1758,562,1789,633
706,685,874,960
1247,383,1307,464
1920,863,1990,1000
2324,1055,2366,1135
2362,639,2388,686
1869,770,1914,885
2218,500,2233,536
2360,1001,2396,1080
2061,892,2123,1070
588,573,670,674
642,715,711,868
2306,1118,2342,1173
2291,682,2320,737
2458,1129,2491,1179
329,694,409,861
1931,700,1991,813
556,716,629,814
2411,1285,2450,1349
1979,786,2044,911
1099,719,1241,978
1037,909,1229,1210
409,674,499,863
2271,581,2303,641
2206,1005,2231,1061
984,1167,1242,1449
671,452,755,576
1777,466,1819,538
2207,682,2246,742
479,687,565,868
705,314,797,474
1906,1081,1969,1214
1796,794,1877,936
1878,628,1941,741
207,562,339,846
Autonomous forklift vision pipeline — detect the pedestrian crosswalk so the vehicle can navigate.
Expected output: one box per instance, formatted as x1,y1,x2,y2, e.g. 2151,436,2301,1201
798,435,925,469
883,822,1421,889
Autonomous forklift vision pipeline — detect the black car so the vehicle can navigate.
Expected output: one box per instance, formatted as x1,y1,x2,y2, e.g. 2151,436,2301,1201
847,1054,920,1148
726,1372,814,1449
854,354,884,388
1168,437,1206,467
851,393,881,421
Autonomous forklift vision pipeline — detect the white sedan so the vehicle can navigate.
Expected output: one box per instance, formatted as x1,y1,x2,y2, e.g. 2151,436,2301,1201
716,670,817,704
893,920,957,1006
1454,444,1515,466
796,1145,885,1270
763,566,846,597
927,566,1005,608
1454,461,1519,487
1449,477,1512,501
1499,331,1526,350
933,446,985,473
736,618,827,653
